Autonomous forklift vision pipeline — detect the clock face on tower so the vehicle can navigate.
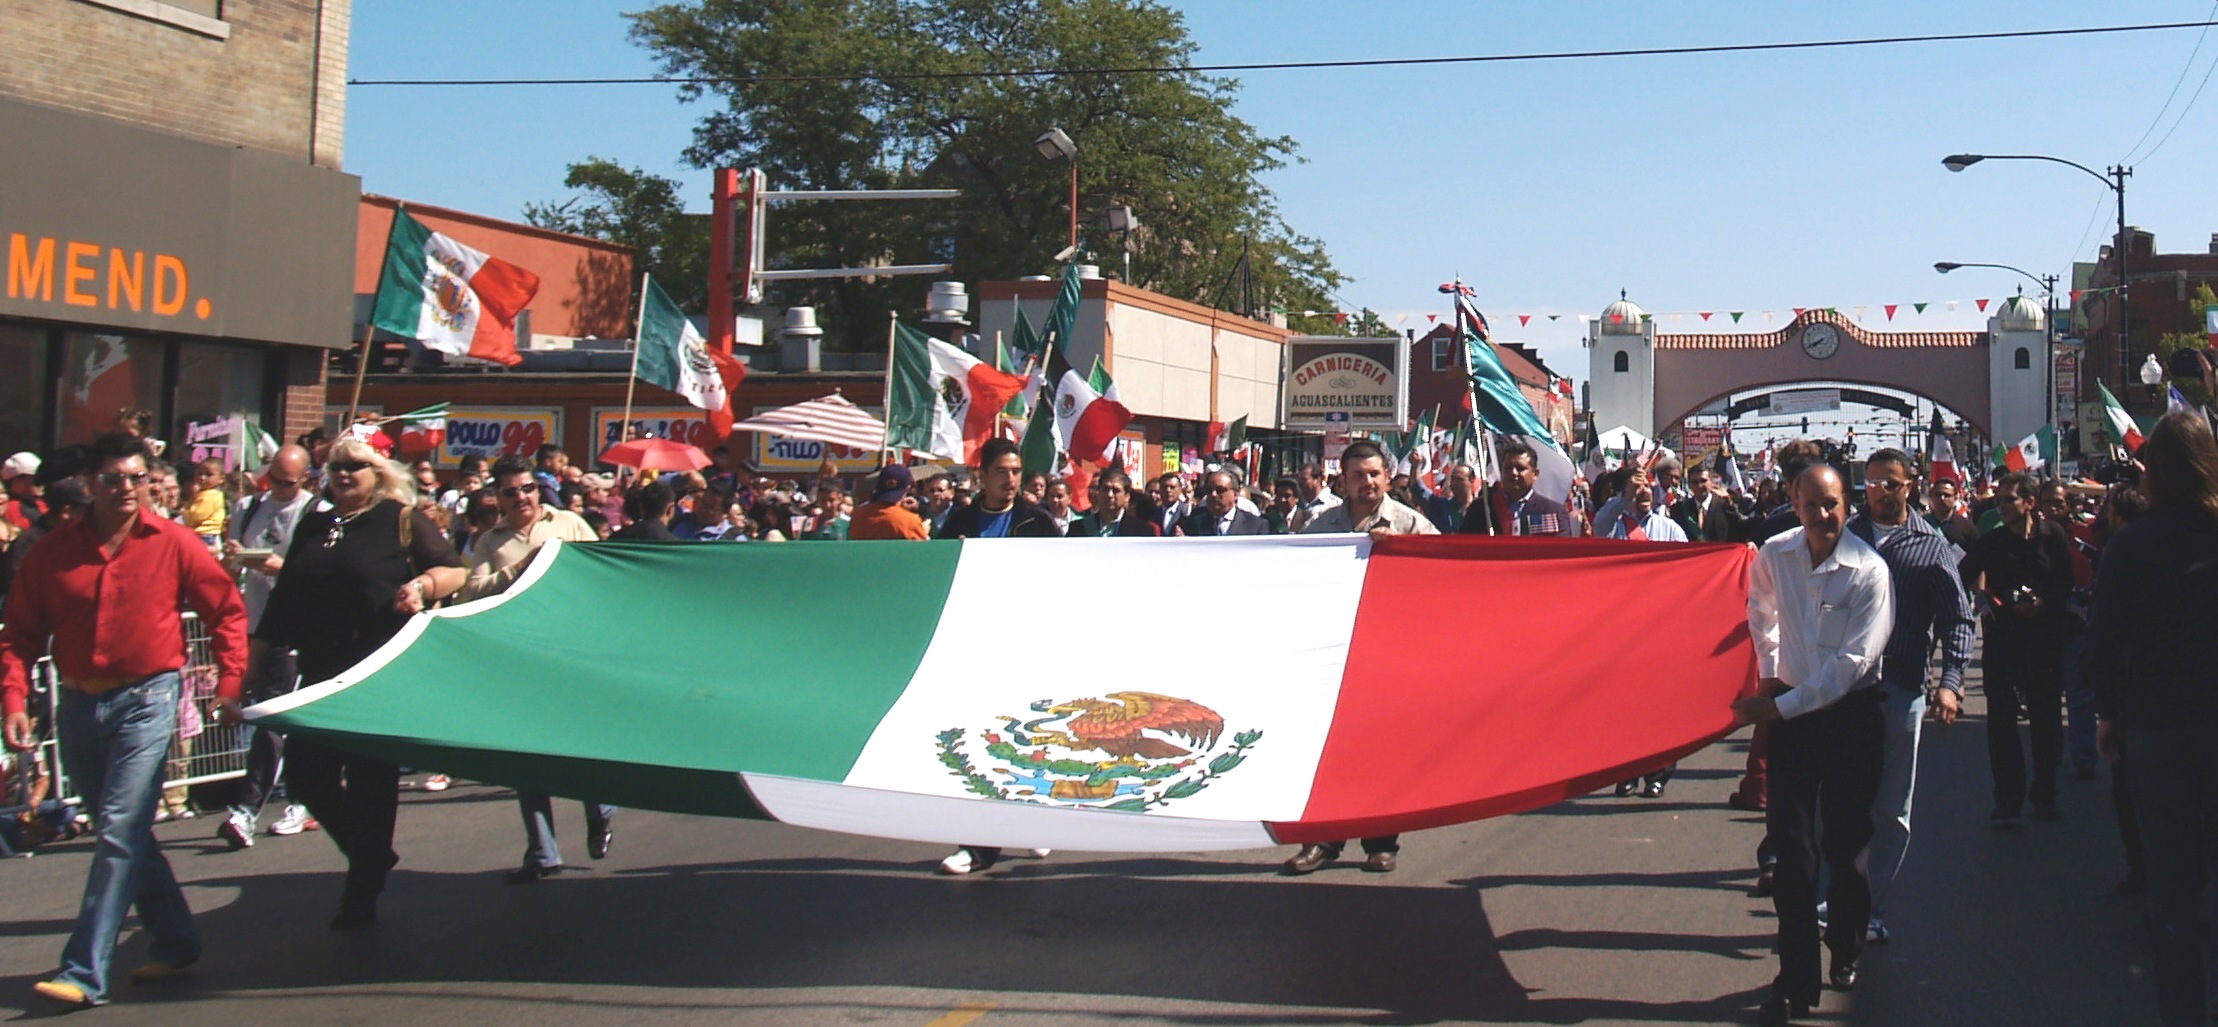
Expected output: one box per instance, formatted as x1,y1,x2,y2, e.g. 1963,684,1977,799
1801,323,1841,360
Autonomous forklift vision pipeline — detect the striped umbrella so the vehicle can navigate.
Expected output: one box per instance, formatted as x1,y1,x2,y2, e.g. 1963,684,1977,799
729,393,886,453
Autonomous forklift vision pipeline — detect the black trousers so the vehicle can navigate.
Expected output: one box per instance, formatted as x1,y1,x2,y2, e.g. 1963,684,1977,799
1765,689,1884,1001
1983,625,2065,813
283,737,401,899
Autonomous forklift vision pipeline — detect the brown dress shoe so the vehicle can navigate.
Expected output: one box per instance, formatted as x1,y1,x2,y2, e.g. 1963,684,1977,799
1362,851,1397,873
1280,843,1337,875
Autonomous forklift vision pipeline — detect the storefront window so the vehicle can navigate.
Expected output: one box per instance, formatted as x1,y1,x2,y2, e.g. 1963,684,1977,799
174,341,268,467
56,332,164,446
0,326,48,459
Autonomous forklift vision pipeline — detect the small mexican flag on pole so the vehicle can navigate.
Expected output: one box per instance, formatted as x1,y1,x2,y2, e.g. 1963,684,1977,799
1994,425,2053,473
370,210,540,366
2096,381,2145,453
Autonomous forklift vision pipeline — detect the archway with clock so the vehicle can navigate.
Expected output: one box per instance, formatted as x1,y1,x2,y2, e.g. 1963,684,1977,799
1585,300,2053,454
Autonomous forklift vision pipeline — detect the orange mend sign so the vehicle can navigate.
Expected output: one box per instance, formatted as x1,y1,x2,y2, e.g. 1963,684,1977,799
7,233,209,319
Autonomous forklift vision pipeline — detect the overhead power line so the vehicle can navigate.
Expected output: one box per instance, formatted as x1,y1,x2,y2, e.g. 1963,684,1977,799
350,20,2212,87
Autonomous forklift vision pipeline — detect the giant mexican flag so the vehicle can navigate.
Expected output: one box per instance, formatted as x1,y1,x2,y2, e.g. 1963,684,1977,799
248,536,1756,851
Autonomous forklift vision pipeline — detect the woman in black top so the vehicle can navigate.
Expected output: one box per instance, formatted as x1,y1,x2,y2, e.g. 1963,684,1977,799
2084,413,2218,1027
244,438,465,929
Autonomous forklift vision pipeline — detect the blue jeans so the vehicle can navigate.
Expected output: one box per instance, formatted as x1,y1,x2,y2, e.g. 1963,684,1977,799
1863,685,1925,920
2125,721,2218,1026
517,792,612,868
54,674,201,1004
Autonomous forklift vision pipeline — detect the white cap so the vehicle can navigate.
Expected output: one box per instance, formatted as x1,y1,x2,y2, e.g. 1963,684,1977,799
0,452,37,481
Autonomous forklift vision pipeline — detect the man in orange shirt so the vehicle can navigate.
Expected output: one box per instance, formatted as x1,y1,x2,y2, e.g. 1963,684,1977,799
847,465,930,541
1,434,247,1008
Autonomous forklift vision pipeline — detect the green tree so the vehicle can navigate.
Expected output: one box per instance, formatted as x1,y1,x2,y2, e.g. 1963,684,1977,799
523,157,710,312
625,0,1342,347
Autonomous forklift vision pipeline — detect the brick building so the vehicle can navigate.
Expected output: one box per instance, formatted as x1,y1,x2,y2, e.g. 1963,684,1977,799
0,0,358,459
1406,324,1576,444
2078,228,2218,415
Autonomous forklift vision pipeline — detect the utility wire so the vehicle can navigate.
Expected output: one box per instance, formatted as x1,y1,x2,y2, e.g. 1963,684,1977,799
2120,5,2217,163
349,20,2213,87
2136,36,2218,164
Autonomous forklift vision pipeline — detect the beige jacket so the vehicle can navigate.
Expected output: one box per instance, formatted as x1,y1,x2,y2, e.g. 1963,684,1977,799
462,508,596,601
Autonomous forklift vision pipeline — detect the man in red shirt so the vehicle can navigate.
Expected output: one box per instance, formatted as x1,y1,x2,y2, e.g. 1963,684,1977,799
0,434,247,1008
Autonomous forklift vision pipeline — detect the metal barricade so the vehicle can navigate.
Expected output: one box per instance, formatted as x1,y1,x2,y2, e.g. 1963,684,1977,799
2,611,249,816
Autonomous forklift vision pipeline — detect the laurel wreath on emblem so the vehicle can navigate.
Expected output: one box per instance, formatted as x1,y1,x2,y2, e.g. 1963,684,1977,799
935,692,1262,814
939,376,968,412
1327,373,1359,389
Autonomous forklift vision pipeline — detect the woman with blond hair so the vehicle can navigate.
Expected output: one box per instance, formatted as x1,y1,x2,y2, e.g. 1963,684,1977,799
231,437,465,929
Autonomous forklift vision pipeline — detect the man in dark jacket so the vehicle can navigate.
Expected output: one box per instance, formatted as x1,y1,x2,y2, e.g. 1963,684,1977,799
935,438,1063,541
1178,471,1268,536
1463,439,1580,537
608,482,678,541
1066,467,1157,537
1960,471,2080,822
1845,448,1975,945
1673,467,1746,542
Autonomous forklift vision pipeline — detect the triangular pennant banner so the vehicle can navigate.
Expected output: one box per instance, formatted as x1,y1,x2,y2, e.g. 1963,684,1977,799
1547,314,1560,321
1608,313,1623,323
1884,304,1898,321
1793,308,1805,317
1947,300,1959,312
1426,313,1438,323
1914,302,1928,314
1700,312,1713,321
1518,314,1531,327
1976,298,1990,312
1730,312,1744,323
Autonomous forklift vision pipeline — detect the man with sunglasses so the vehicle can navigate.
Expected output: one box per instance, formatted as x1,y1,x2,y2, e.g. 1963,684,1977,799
1,434,247,1008
1959,472,2078,824
1177,471,1267,536
461,455,610,880
1840,448,1974,946
217,444,318,849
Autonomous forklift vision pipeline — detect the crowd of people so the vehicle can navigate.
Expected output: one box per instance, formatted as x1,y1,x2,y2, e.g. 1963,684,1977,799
0,413,2212,1024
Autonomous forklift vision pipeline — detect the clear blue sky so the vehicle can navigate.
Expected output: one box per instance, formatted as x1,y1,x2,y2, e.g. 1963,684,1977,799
348,1,2218,404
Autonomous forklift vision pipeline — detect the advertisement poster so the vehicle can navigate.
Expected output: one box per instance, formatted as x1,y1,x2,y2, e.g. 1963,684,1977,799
437,407,563,468
1283,337,1408,431
591,407,716,458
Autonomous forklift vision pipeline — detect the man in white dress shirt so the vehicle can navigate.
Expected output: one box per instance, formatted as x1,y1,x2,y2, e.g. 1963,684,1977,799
1733,463,1895,1025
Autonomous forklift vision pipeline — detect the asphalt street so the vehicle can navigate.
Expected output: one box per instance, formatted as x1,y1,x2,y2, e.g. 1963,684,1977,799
0,664,2160,1026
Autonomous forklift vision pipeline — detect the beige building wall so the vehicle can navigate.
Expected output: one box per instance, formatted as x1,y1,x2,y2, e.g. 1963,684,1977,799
0,0,349,168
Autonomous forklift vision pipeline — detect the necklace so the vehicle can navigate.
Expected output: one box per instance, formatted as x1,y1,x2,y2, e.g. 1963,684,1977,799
323,502,376,549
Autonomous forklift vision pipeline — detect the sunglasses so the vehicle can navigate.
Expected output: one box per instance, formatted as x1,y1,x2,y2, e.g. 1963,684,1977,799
328,460,372,475
1864,479,1909,492
95,471,150,488
498,484,539,500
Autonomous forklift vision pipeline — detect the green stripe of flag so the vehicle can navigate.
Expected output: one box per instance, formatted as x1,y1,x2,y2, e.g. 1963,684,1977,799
257,540,965,791
369,209,434,338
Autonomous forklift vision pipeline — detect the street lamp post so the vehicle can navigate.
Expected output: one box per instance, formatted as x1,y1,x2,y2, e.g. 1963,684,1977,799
1035,128,1079,253
1942,153,2131,402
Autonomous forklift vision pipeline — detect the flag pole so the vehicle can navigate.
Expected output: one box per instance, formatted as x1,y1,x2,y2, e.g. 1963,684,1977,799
881,311,898,461
344,318,376,425
1453,276,1498,535
621,272,648,448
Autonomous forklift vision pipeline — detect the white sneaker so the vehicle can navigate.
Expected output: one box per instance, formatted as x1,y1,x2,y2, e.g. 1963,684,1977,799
218,810,254,850
937,849,977,875
422,774,451,792
268,804,314,836
1025,848,1052,858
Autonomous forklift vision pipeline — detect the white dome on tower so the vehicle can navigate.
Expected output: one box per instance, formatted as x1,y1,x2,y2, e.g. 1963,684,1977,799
1600,295,1647,335
1997,293,2045,332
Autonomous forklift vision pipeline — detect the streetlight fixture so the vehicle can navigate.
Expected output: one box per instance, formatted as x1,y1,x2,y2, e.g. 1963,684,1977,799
1107,204,1139,283
1035,127,1079,253
2140,352,2166,399
1941,152,2132,401
1937,259,2065,447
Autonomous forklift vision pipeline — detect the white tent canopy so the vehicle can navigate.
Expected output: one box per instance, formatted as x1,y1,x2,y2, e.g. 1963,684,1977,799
728,393,886,453
1595,425,1674,460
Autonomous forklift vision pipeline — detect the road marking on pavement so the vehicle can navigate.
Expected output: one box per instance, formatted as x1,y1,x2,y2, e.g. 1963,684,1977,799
926,1001,996,1026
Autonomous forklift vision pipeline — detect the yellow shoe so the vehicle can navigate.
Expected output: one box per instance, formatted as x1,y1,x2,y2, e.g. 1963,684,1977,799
128,959,195,983
33,978,92,1006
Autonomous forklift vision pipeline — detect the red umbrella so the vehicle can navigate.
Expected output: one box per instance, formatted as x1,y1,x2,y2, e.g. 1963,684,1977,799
600,437,712,471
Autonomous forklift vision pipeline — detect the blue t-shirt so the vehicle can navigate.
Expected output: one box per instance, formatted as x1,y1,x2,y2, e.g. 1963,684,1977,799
978,509,1014,538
